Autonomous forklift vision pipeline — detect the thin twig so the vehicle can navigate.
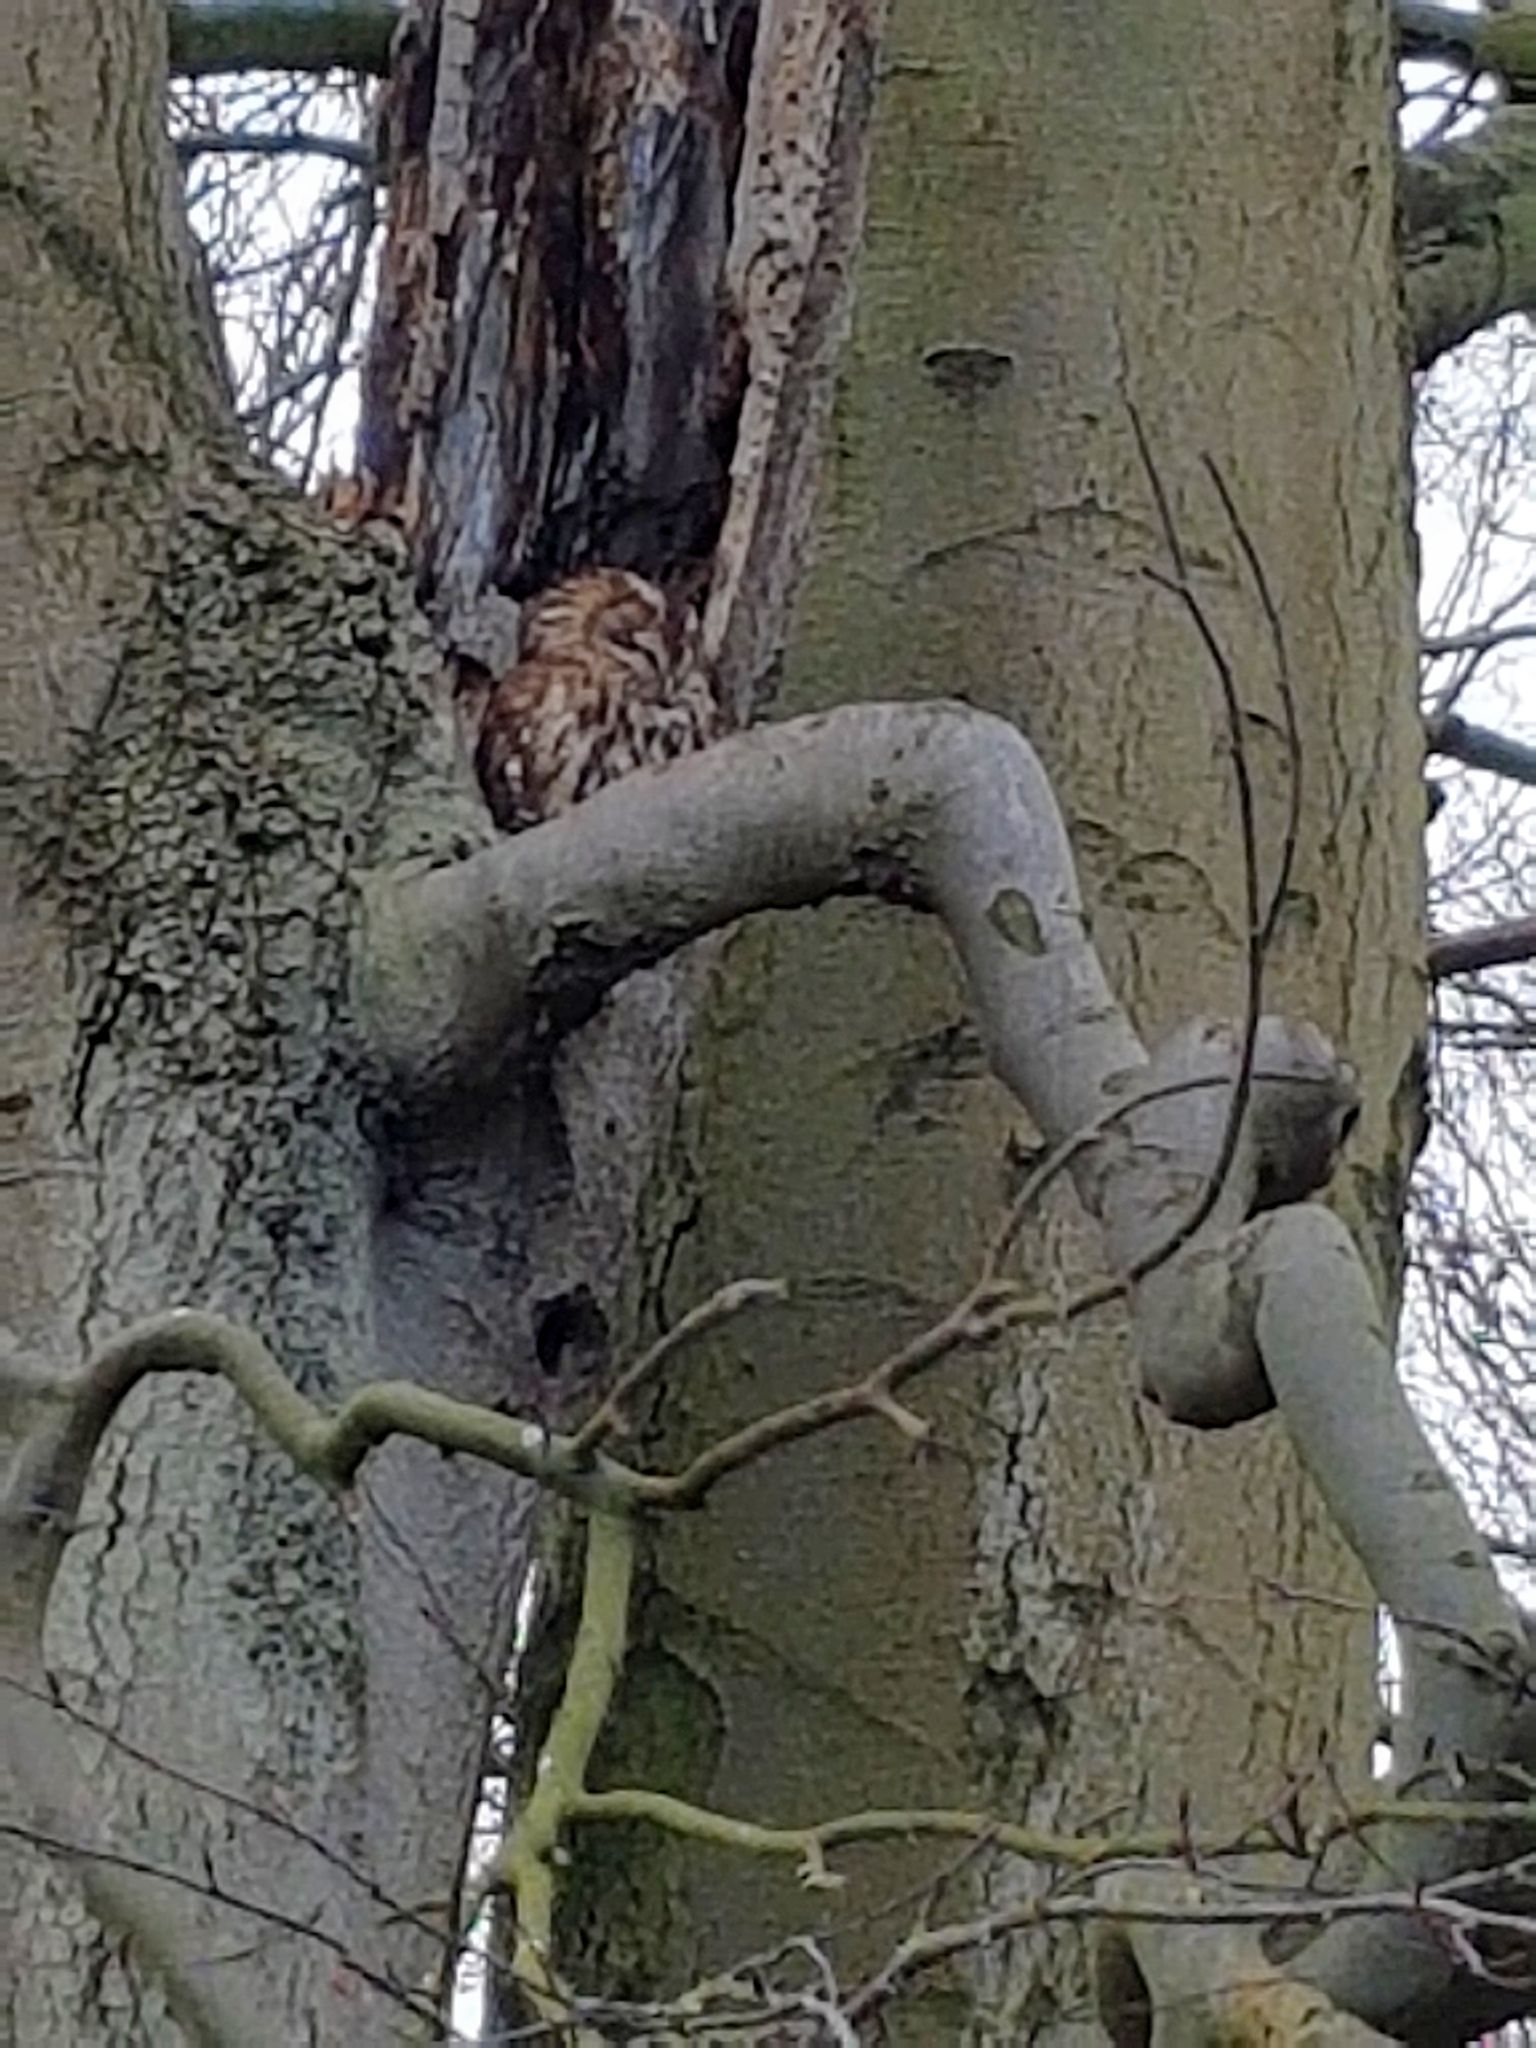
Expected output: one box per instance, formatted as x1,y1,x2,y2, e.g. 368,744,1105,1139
1123,406,1272,1283
0,1820,439,2023
569,1279,788,1460
175,128,373,169
0,1675,456,1963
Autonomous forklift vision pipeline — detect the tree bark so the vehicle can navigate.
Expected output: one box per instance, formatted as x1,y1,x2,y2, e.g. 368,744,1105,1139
2,0,1462,2039
1,0,528,2034
553,0,1425,2034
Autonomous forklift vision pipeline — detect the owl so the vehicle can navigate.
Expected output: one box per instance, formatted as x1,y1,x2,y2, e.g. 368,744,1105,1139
473,568,726,832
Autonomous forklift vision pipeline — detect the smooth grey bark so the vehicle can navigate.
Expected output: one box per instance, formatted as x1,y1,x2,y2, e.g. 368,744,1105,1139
12,694,1531,2034
566,0,1424,2038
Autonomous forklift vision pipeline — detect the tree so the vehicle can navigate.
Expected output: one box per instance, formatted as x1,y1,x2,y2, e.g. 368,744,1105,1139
4,0,1536,2041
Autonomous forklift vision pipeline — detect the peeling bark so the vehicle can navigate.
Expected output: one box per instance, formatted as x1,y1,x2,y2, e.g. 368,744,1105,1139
363,0,758,640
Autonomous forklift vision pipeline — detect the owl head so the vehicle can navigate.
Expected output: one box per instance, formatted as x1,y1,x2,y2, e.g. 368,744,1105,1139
520,568,689,696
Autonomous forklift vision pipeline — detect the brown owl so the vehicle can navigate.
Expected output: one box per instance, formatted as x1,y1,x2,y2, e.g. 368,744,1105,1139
473,568,726,832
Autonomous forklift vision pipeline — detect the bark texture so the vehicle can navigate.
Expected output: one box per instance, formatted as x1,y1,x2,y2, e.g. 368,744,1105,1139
2,0,1445,2040
364,0,758,634
557,0,1425,2035
0,0,530,2034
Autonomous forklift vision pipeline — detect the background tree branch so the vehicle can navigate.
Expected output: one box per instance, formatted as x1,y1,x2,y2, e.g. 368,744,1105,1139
168,0,398,77
1427,707,1536,785
1397,1,1536,96
1429,912,1536,975
1402,106,1536,367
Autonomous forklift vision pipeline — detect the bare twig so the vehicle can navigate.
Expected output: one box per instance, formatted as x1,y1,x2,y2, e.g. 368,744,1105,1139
1123,407,1282,1279
175,128,373,169
628,1281,1035,1511
569,1279,788,1460
0,1819,439,2024
1424,622,1536,661
0,1673,457,1963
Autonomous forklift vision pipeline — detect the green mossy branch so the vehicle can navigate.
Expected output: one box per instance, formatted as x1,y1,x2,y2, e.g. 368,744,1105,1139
491,1510,635,2037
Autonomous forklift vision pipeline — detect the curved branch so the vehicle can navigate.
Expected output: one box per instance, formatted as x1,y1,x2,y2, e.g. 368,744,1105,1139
354,701,1358,1429
1250,1206,1536,2032
354,702,1146,1133
1402,105,1536,366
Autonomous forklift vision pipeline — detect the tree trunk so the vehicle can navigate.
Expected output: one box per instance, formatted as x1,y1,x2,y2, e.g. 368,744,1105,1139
1,1,533,2036
3,0,1432,2039
556,0,1424,2033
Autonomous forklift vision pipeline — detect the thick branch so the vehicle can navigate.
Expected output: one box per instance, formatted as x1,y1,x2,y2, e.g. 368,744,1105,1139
167,0,398,77
358,702,1362,1423
1402,106,1536,366
1251,1206,1536,2031
355,703,1145,1134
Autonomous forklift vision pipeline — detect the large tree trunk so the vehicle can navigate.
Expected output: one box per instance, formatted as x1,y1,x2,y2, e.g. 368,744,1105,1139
0,1,533,2037
3,0,1434,2040
553,0,1424,2033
